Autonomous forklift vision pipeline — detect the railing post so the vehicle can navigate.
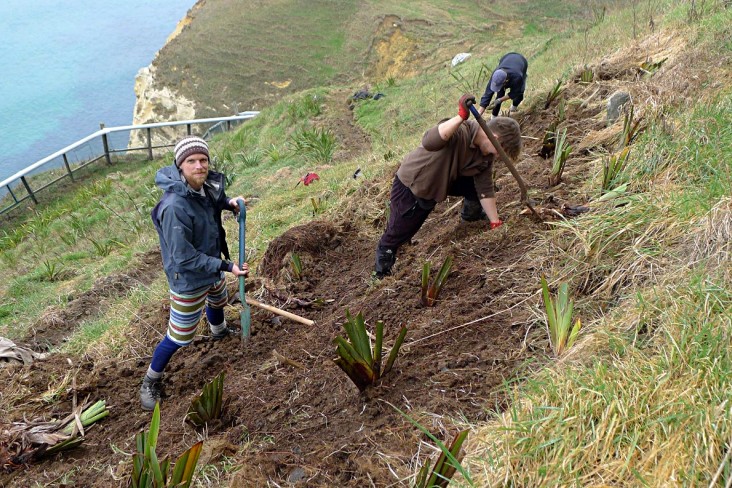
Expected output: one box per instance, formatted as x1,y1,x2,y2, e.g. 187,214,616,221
62,153,75,181
20,176,38,204
146,128,153,160
100,123,112,165
7,185,18,204
226,120,231,131
187,124,192,135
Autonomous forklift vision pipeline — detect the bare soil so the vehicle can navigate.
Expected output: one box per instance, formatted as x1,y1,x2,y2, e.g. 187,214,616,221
1,41,702,486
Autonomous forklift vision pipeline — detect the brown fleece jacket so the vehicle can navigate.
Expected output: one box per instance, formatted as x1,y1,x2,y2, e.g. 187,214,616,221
396,119,495,202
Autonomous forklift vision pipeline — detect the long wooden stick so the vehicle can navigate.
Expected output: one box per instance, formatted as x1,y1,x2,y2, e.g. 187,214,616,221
245,296,315,326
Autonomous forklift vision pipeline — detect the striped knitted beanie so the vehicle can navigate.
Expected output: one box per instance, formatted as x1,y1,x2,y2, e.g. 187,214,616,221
174,136,209,167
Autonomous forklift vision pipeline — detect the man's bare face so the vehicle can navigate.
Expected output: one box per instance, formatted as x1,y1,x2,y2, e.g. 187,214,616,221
180,153,209,190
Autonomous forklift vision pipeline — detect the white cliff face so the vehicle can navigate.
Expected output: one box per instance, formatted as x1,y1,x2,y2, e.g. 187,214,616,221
129,65,197,152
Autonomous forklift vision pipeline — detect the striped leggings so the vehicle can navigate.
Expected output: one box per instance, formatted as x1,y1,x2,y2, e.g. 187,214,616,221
167,278,228,346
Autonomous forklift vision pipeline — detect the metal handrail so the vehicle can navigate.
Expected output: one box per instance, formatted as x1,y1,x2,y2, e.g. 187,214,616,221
0,112,259,216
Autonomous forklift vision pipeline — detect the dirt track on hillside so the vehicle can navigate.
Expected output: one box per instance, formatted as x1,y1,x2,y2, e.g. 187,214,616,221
2,32,708,486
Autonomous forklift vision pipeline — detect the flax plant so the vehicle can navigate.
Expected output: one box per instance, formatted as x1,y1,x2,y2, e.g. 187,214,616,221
544,78,565,109
290,253,303,280
541,276,581,356
186,372,225,427
333,311,407,391
132,402,202,488
414,430,470,488
602,147,631,192
549,129,572,187
421,257,453,307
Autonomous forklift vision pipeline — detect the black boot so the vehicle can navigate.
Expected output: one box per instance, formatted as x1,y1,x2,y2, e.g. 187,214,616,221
374,245,396,278
460,199,487,222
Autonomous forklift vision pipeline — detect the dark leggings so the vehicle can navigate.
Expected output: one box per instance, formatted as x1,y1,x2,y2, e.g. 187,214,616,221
378,175,479,250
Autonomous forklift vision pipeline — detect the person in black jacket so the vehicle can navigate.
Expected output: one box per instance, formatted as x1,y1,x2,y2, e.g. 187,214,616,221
479,52,528,119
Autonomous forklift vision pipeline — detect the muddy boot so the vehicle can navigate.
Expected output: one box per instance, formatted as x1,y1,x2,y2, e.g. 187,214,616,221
140,375,163,411
211,325,237,341
460,199,487,222
374,245,396,278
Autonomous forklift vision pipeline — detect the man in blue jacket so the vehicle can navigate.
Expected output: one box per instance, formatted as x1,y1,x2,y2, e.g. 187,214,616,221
140,135,248,410
479,52,528,119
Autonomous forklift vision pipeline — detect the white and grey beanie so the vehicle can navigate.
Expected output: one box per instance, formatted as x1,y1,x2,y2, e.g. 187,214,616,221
174,136,209,167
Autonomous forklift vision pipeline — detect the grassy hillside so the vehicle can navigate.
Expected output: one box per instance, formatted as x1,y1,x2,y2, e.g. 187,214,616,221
151,0,592,115
2,0,732,486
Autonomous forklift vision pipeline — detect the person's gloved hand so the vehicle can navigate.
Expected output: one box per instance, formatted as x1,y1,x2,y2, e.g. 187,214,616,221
490,220,503,230
510,105,518,113
458,94,476,120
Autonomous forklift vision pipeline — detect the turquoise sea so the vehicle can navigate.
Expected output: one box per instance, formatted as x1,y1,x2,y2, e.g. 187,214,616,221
0,0,194,184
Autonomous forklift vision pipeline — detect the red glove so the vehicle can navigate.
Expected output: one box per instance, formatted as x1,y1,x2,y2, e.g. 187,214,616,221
458,94,476,120
490,220,503,230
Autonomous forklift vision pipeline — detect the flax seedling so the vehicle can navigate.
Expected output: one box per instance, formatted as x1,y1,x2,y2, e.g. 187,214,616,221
548,129,572,187
333,311,407,392
602,147,631,192
580,65,594,83
420,257,453,307
541,277,582,356
311,197,324,216
414,430,470,488
538,122,558,159
618,105,644,149
290,253,303,280
132,403,202,488
544,78,565,109
639,57,667,78
40,259,64,282
186,372,225,427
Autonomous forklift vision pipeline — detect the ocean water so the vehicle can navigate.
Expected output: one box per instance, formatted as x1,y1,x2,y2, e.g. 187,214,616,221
0,0,194,184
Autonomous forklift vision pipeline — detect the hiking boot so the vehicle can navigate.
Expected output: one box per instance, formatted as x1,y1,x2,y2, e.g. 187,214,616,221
374,245,396,278
140,375,163,411
460,199,487,222
211,326,237,341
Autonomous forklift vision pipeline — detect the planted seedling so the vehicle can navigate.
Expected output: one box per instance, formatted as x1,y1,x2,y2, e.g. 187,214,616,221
420,256,453,307
618,105,644,149
132,402,202,488
186,372,225,427
544,78,565,109
541,276,582,356
549,129,572,187
538,122,558,159
333,310,407,391
602,147,631,192
414,430,470,488
290,253,303,280
580,65,594,83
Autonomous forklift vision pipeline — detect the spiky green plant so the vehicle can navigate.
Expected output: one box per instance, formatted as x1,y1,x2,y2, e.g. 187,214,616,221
639,57,667,78
311,197,324,216
540,277,582,356
544,78,565,109
420,257,453,307
40,259,64,282
449,62,492,94
132,402,202,488
618,104,644,149
549,129,572,187
186,372,225,427
539,122,558,159
290,253,303,280
289,127,337,164
602,147,631,192
414,430,470,488
241,150,263,168
333,311,407,392
580,65,594,83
